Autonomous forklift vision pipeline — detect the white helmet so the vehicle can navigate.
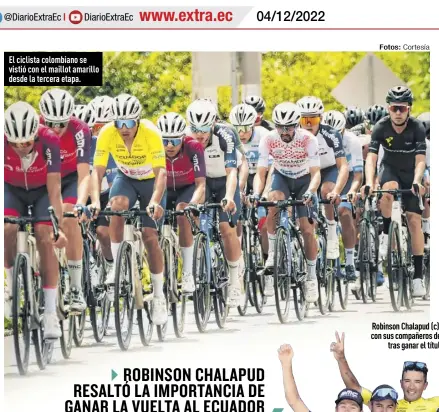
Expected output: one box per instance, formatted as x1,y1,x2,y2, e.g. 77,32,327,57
157,112,186,137
297,96,325,116
322,110,346,132
39,88,75,122
112,94,141,120
73,104,97,128
243,95,266,114
229,104,257,126
272,102,301,127
186,100,217,128
91,96,115,123
4,102,40,143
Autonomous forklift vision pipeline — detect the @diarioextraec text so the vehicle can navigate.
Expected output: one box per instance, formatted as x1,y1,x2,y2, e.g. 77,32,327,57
66,368,265,412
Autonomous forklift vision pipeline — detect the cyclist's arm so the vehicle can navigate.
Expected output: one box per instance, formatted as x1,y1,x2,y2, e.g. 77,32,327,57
262,164,274,198
335,355,362,392
221,132,238,200
281,361,311,412
189,140,206,204
350,172,363,194
77,163,91,205
91,167,106,204
238,154,249,193
92,131,111,203
365,125,381,187
307,135,321,193
47,173,64,228
413,121,427,185
151,167,167,205
76,126,92,205
308,167,321,193
332,131,349,194
350,139,364,193
192,177,206,205
253,134,270,196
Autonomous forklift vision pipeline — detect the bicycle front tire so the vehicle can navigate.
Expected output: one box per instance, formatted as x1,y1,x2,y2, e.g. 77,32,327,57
273,227,291,323
388,221,404,312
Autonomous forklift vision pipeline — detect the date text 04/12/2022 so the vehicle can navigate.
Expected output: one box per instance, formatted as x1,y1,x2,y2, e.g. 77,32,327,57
256,10,325,22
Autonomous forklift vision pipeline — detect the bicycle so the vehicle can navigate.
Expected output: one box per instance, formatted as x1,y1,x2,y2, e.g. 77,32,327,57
258,197,312,323
373,186,424,312
4,208,54,375
98,207,154,351
185,195,234,332
423,194,430,301
155,204,188,339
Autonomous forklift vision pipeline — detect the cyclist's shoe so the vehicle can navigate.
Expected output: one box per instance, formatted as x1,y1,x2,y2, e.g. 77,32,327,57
352,271,361,291
4,290,12,319
376,271,385,286
44,312,61,340
105,266,116,302
412,278,426,297
305,279,318,303
182,272,195,294
227,283,242,308
379,234,388,260
152,296,168,325
326,238,339,260
345,265,356,282
70,288,87,312
264,252,274,269
264,276,275,297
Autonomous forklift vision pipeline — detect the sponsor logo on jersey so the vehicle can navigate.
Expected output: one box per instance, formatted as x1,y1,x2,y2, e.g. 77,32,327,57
75,130,85,158
321,127,340,149
386,136,393,146
192,154,200,172
217,127,235,154
46,148,52,166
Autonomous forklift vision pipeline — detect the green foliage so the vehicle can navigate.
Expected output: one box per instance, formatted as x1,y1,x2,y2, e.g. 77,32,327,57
4,51,430,121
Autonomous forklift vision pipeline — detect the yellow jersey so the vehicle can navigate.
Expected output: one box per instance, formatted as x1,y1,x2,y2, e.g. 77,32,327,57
362,388,439,412
94,119,165,180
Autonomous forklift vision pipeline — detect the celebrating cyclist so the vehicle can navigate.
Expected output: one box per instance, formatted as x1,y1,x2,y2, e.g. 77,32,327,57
39,88,92,311
4,102,67,339
90,93,168,325
157,112,207,294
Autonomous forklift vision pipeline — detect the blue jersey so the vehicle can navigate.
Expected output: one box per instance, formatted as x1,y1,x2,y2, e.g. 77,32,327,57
90,135,118,192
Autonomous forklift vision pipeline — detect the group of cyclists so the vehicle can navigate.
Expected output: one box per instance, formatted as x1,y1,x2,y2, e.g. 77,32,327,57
4,84,430,343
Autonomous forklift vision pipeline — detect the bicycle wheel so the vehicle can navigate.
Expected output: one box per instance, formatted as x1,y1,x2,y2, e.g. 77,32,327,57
114,242,135,351
328,259,337,312
388,221,404,312
192,233,212,333
423,243,430,300
250,236,265,314
138,301,154,346
32,273,47,370
73,241,89,347
291,230,308,321
358,221,371,303
402,226,414,310
368,223,379,303
157,239,170,342
12,254,31,375
59,315,74,359
237,228,250,316
273,227,291,323
317,234,330,315
337,239,349,310
171,247,187,338
213,241,229,328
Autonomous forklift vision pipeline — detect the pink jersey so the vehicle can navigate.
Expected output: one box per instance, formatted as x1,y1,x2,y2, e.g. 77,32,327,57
258,128,320,179
40,115,91,178
4,125,61,190
166,136,206,190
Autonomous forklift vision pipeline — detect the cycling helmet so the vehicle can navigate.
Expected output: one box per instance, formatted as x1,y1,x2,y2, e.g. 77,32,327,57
39,88,75,122
112,94,141,120
297,96,324,116
366,104,388,125
157,112,186,137
229,104,257,126
344,106,365,129
243,95,266,114
4,102,40,143
417,112,430,137
386,86,413,105
272,102,301,127
322,110,346,132
186,100,217,128
73,104,97,128
91,96,115,123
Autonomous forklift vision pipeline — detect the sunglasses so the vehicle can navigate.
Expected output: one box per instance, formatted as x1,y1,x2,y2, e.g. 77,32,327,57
275,125,296,134
235,125,253,133
46,120,68,128
372,388,398,402
190,125,211,134
403,361,428,371
163,137,183,147
10,140,34,148
114,119,137,129
389,105,409,113
300,116,321,126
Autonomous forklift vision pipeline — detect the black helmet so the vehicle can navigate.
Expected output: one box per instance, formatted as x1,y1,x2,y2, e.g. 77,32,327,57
344,106,365,129
417,112,430,138
386,86,413,105
243,95,266,114
366,105,388,125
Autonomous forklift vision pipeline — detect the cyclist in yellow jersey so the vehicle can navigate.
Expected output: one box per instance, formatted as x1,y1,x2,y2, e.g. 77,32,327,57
90,93,168,326
331,332,439,412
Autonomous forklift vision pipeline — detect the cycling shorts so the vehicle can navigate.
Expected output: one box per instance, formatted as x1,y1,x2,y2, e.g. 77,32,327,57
206,176,241,226
62,172,78,204
166,184,195,210
320,165,338,185
339,172,355,211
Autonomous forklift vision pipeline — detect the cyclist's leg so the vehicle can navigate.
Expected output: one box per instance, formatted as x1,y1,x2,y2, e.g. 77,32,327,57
378,165,400,259
174,185,196,293
295,175,319,303
34,186,62,338
320,165,340,259
4,184,26,317
62,172,86,310
401,173,425,296
338,172,356,281
95,191,113,262
137,179,167,325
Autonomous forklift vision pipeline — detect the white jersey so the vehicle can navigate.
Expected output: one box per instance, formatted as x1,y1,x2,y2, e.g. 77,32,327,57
237,126,270,173
258,128,320,179
342,130,364,173
316,124,346,169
